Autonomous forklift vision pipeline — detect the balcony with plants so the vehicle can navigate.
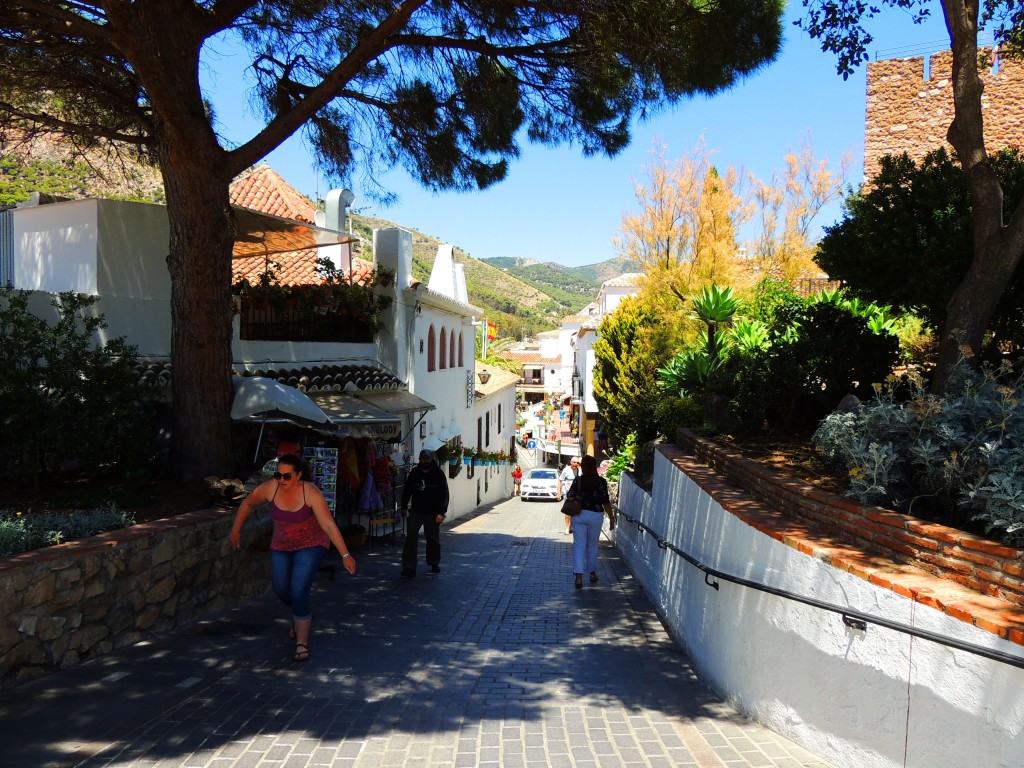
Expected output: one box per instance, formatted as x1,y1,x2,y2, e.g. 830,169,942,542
233,258,394,344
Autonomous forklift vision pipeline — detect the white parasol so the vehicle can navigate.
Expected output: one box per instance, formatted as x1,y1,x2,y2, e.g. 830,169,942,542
231,376,334,461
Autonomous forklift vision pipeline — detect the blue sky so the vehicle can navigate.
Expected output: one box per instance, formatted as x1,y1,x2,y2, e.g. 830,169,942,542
202,6,955,268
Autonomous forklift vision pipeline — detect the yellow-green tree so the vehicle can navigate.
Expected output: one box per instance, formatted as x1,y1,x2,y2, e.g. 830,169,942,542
617,140,747,312
747,139,848,283
592,296,674,445
618,138,846,313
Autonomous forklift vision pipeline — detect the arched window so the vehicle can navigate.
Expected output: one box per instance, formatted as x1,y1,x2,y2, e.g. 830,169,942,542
458,332,464,367
450,330,456,368
427,325,436,372
439,327,447,369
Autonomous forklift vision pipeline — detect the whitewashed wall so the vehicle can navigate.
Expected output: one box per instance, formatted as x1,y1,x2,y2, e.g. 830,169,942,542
615,450,1024,768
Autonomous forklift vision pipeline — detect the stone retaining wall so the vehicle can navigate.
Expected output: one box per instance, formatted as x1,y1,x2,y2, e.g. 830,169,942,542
0,507,272,690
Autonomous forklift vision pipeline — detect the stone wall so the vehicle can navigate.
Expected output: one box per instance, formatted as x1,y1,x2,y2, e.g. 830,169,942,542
865,49,1024,180
0,507,272,690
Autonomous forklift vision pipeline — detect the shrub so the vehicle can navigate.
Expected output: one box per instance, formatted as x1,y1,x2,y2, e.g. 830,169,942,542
654,395,705,440
0,507,135,557
730,296,901,435
813,361,1024,544
0,288,160,483
603,433,637,483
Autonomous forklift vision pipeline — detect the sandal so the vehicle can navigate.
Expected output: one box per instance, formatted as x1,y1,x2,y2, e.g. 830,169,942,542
293,643,310,662
288,610,314,639
574,574,583,589
590,571,598,583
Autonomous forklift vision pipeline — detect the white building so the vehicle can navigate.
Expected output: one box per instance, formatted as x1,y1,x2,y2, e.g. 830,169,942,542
0,170,515,524
564,273,642,459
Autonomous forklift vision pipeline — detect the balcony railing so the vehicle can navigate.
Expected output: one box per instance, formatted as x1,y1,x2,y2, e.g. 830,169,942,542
239,304,375,343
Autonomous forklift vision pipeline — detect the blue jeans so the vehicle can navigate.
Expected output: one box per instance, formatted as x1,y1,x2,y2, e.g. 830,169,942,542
572,509,604,574
270,546,326,620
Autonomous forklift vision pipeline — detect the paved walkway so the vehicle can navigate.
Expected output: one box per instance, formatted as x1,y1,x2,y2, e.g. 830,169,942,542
0,497,835,768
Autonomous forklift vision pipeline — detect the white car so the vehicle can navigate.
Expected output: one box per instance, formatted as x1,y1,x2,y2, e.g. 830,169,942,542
520,468,559,501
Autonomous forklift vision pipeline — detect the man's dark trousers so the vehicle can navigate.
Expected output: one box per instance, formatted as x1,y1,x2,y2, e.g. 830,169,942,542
403,513,440,571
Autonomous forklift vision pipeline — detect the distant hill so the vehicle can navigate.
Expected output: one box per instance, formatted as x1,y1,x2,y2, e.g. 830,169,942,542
481,255,641,308
345,216,638,338
0,149,636,338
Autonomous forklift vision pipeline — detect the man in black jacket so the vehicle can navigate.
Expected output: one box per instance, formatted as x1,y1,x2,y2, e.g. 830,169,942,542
399,449,450,577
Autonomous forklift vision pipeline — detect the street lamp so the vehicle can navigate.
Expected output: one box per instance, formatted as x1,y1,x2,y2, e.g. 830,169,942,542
478,370,491,385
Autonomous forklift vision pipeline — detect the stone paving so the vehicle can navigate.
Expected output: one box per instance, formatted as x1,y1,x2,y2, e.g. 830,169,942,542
0,496,835,768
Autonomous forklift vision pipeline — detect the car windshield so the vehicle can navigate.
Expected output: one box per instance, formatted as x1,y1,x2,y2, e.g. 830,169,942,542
528,470,557,480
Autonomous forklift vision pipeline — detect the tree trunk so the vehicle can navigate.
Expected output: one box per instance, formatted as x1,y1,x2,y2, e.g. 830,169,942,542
107,4,240,482
934,0,1024,390
159,141,236,482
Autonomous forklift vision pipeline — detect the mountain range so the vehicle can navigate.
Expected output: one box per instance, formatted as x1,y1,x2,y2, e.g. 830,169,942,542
348,215,639,337
0,151,637,338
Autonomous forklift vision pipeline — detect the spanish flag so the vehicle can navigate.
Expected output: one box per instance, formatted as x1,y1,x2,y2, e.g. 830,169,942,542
487,321,497,340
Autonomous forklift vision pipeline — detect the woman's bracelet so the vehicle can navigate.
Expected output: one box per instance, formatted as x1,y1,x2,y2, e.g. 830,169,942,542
342,552,353,559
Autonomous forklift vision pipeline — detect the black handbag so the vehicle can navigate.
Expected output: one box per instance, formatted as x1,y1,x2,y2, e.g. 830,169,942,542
560,496,583,516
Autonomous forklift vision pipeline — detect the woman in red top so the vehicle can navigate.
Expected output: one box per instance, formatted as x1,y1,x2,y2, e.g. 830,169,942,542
230,454,356,662
512,465,523,496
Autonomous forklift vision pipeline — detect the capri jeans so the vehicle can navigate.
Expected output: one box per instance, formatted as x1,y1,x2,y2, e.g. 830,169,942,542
572,508,605,574
270,545,326,620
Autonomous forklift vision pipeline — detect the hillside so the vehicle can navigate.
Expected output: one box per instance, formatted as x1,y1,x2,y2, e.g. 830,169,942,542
344,214,606,338
480,255,640,308
0,150,631,337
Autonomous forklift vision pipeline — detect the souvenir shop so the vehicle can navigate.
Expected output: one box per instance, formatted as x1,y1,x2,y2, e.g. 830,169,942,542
231,377,434,540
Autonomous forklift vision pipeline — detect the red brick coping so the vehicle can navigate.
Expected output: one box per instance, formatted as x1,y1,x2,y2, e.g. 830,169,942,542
669,430,1024,647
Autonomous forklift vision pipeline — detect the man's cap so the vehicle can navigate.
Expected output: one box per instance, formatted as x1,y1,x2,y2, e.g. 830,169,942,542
419,449,433,459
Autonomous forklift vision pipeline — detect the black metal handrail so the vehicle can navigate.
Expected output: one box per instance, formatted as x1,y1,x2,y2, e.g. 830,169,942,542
615,507,1024,671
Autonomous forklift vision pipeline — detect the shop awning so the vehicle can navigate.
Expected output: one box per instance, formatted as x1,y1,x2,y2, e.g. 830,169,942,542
310,393,402,440
356,390,436,415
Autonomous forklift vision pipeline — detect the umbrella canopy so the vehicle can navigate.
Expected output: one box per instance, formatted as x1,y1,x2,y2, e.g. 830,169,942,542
230,376,331,428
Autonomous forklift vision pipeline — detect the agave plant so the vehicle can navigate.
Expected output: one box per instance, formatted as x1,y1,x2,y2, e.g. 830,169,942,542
728,318,771,353
691,284,740,363
657,349,719,396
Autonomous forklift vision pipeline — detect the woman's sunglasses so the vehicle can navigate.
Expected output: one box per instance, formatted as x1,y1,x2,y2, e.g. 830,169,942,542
273,471,295,480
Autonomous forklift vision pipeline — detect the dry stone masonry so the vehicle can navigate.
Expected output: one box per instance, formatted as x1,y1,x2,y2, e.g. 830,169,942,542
865,48,1024,179
0,507,271,689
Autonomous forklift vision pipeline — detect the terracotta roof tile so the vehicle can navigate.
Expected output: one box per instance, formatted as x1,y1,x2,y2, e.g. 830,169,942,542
136,361,405,393
230,165,317,223
503,351,559,365
228,165,374,288
602,272,643,288
231,364,405,393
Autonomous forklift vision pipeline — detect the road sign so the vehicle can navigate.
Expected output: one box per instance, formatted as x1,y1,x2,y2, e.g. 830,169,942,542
526,439,537,449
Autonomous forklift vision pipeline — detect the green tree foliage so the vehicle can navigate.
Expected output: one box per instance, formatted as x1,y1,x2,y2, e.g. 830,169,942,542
815,148,1024,362
592,297,672,445
728,291,901,434
0,0,785,481
0,289,158,485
